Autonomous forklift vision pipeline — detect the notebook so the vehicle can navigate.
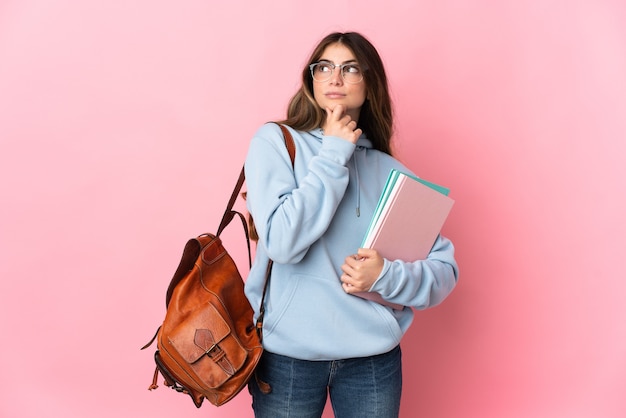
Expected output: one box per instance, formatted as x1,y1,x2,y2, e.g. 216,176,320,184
355,169,455,309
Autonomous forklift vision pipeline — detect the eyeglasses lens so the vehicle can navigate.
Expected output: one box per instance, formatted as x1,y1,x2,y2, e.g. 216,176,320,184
311,63,362,83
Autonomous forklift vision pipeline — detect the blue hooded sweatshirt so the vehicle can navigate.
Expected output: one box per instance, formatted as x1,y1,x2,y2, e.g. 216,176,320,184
244,123,458,361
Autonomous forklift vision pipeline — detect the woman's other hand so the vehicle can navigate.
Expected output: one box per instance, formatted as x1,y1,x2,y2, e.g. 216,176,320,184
340,248,384,293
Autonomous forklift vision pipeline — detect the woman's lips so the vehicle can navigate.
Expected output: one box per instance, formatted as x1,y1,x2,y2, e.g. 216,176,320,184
325,92,346,99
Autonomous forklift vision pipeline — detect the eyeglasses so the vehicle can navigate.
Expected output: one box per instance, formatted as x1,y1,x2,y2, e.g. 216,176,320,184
309,61,364,84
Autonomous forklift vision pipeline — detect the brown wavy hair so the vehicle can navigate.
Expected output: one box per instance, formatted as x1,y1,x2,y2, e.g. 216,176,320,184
279,32,394,155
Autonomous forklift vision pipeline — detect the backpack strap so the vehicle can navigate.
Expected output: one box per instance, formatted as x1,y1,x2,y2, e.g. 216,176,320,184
255,124,295,342
216,167,247,238
216,124,295,267
216,123,295,238
278,124,296,166
214,123,296,341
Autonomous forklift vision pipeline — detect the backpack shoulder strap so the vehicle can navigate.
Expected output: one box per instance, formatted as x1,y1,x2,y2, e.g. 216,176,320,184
217,123,295,234
215,123,296,254
277,124,296,167
256,124,295,340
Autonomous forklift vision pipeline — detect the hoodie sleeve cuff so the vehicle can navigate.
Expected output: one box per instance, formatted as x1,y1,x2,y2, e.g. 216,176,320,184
367,258,392,292
318,135,356,166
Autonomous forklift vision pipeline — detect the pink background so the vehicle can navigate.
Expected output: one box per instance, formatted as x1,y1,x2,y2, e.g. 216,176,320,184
1,1,625,417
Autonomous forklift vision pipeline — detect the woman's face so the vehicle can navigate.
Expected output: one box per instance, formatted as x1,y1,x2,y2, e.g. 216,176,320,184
312,43,367,123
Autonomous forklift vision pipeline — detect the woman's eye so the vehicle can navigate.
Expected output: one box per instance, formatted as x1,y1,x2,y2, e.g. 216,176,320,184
344,65,360,74
318,64,332,73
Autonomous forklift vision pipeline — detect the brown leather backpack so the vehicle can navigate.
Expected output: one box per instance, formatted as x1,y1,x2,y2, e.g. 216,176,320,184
142,124,295,408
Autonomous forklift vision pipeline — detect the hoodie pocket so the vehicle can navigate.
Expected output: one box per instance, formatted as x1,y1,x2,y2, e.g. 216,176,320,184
261,272,404,353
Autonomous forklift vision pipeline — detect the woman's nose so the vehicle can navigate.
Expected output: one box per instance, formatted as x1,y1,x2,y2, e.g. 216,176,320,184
329,68,344,85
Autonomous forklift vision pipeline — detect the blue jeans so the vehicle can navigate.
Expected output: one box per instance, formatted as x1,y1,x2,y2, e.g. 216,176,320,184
248,345,402,418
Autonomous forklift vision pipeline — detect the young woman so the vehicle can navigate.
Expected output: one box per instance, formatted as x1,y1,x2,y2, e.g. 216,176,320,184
244,32,458,418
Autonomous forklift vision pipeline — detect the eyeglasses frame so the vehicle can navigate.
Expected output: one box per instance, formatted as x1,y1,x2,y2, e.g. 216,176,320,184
309,61,365,84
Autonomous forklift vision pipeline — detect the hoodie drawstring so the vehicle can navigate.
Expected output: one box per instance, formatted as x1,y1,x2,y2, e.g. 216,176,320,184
354,147,362,217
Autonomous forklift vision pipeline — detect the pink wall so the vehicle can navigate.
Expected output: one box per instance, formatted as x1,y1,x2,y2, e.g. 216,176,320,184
1,1,625,417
